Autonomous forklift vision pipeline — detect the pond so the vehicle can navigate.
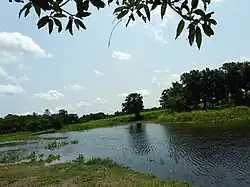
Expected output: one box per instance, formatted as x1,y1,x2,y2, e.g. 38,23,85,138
1,123,250,187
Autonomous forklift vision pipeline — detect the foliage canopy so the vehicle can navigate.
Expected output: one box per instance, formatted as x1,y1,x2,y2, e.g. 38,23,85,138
10,0,217,49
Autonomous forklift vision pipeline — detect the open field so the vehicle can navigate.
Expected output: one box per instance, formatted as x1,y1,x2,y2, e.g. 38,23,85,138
0,158,191,187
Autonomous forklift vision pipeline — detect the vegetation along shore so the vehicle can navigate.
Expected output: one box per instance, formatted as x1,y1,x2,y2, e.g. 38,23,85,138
0,152,191,187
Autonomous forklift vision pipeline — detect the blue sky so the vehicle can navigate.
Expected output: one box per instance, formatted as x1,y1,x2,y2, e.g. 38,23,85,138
0,0,249,116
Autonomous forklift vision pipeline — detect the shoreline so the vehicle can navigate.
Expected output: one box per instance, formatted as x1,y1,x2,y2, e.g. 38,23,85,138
0,158,192,187
1,106,250,142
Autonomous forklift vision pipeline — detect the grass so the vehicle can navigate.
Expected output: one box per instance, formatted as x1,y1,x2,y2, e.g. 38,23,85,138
64,106,250,131
0,131,67,143
1,107,250,142
0,158,192,187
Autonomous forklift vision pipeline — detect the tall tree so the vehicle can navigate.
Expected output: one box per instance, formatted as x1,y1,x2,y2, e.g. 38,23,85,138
10,0,217,49
122,93,144,119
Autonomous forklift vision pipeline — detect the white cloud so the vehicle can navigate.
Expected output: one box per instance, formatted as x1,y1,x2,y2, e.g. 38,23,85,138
240,56,250,61
33,90,64,100
93,69,104,76
76,101,91,107
154,69,169,73
0,32,52,63
112,51,132,60
0,66,30,84
118,89,151,98
94,97,108,104
152,73,180,88
0,84,25,95
55,105,76,112
64,84,84,91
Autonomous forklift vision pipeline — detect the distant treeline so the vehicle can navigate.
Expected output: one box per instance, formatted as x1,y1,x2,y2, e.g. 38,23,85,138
0,107,161,134
159,61,250,111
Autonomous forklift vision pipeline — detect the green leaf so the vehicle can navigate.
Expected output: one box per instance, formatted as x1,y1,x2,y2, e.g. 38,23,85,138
204,11,215,19
193,9,205,17
75,11,92,18
48,19,54,34
53,18,62,33
188,28,196,46
142,15,146,23
126,15,131,27
37,16,50,29
66,18,73,35
151,0,159,11
175,19,185,39
113,6,126,14
191,0,199,10
117,9,129,19
136,4,144,10
19,2,32,18
74,19,86,30
81,0,89,11
161,2,167,19
144,5,150,21
202,24,214,37
33,4,41,17
24,3,32,17
208,18,217,25
195,26,202,49
90,0,105,10
108,0,114,5
53,13,67,18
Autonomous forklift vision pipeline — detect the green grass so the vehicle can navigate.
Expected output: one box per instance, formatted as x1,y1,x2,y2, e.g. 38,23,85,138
0,158,192,187
0,132,38,142
64,106,250,131
0,131,67,143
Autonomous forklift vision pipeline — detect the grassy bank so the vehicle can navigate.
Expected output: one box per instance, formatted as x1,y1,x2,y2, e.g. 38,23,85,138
1,107,250,142
0,158,191,187
65,106,250,131
0,130,66,143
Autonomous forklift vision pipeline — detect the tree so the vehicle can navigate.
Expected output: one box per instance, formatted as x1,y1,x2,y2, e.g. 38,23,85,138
10,0,217,49
159,82,186,112
122,93,144,119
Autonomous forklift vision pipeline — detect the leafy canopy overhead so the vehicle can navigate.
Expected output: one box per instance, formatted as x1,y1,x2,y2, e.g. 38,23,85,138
10,0,217,49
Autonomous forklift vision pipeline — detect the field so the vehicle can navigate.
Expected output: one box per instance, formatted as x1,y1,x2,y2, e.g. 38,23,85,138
0,158,191,187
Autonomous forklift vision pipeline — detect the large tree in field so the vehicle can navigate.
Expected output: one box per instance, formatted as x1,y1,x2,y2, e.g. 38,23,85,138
10,0,217,49
122,93,144,119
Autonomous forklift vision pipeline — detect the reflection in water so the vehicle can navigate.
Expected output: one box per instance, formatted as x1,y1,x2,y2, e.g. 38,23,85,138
127,123,152,156
1,123,250,187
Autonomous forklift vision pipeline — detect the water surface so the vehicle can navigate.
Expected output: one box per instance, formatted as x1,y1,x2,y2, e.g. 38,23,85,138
1,123,250,187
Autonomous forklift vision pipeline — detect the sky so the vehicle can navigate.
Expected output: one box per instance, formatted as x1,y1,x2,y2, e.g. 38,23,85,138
0,0,249,116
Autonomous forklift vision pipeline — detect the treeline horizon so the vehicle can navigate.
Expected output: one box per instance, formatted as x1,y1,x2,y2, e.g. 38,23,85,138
1,61,250,134
159,61,250,111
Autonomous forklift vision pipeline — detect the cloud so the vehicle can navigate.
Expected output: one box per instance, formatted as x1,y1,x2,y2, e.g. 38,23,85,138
76,101,91,107
94,97,108,104
0,84,25,95
55,105,76,112
0,32,52,63
240,56,250,61
33,90,64,100
118,89,151,98
93,69,104,76
64,84,84,91
112,51,132,60
152,73,180,88
154,69,169,73
0,66,30,84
